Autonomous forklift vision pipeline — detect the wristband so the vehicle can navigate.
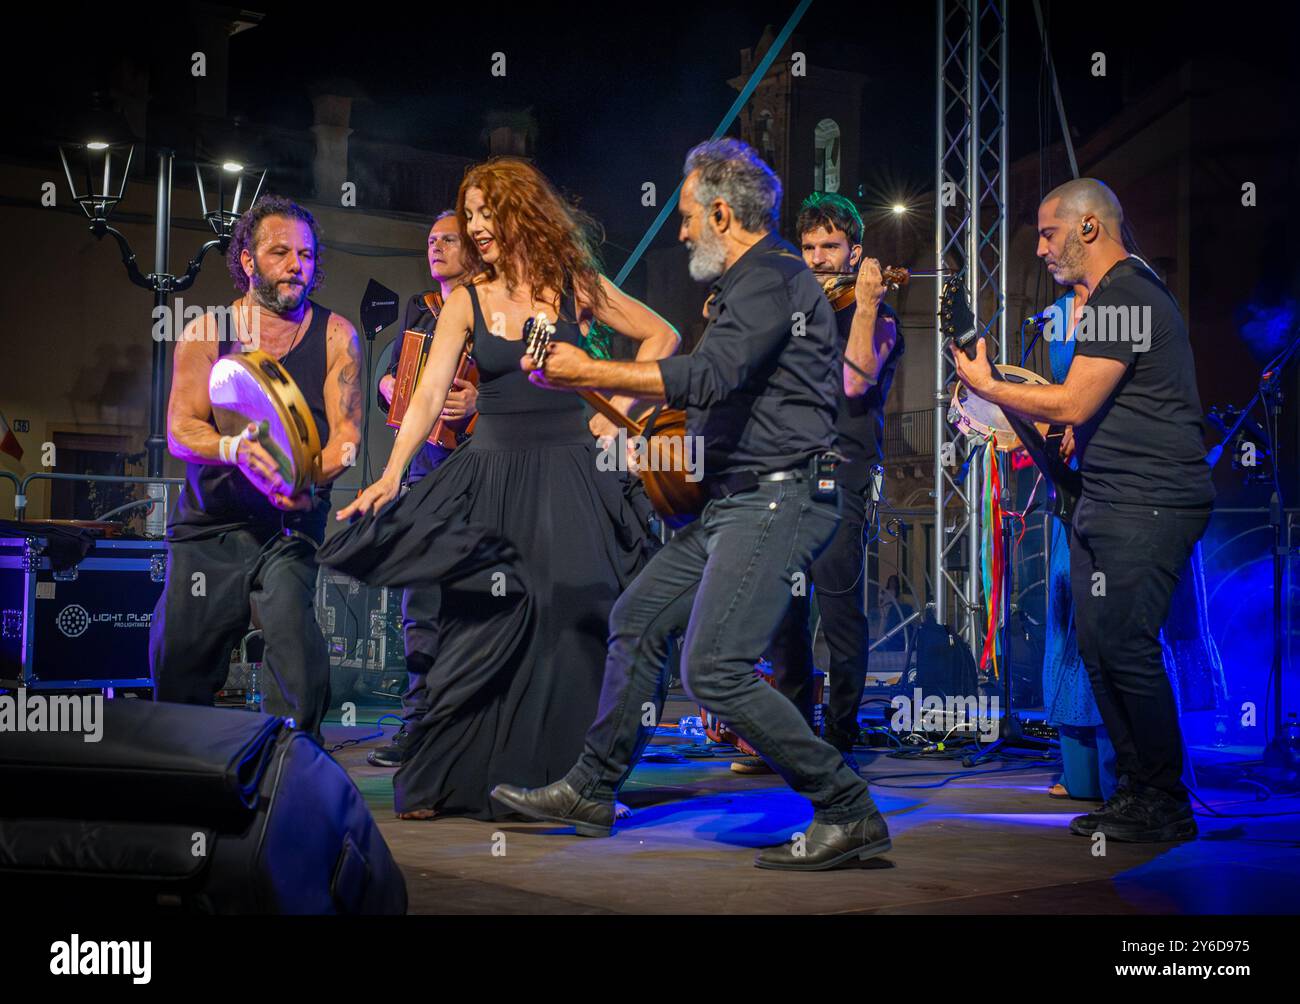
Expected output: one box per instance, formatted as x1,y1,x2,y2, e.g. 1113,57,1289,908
218,435,238,464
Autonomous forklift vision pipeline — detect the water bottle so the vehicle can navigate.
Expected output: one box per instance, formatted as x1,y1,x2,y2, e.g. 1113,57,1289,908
245,663,262,712
145,483,168,539
1213,711,1231,748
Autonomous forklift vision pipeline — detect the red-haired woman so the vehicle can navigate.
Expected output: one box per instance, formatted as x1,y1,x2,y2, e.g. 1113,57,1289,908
321,158,679,820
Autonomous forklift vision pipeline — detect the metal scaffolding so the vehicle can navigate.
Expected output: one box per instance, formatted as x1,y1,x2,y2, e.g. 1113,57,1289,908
933,0,1010,652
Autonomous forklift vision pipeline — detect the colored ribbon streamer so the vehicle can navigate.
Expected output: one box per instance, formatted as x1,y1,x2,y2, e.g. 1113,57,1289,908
979,444,1004,676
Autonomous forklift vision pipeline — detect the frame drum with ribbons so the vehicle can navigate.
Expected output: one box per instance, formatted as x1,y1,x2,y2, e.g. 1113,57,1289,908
948,364,1051,452
208,349,322,493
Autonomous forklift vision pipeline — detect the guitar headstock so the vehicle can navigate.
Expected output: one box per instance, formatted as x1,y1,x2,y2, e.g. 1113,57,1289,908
522,311,557,368
940,274,978,359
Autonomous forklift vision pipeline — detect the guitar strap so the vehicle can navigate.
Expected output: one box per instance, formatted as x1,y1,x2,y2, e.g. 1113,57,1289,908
1094,255,1174,305
643,402,667,435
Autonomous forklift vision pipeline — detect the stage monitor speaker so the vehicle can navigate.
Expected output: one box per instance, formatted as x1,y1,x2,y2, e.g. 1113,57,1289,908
0,696,407,914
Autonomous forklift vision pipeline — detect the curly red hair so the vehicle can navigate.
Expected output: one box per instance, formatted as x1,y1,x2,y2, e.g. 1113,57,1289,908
456,157,607,312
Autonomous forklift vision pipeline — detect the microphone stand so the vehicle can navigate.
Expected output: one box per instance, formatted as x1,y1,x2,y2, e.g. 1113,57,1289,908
1257,331,1300,785
966,504,1056,765
1207,326,1300,785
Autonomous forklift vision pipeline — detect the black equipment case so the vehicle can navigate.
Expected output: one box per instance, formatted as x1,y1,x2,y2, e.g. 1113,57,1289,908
0,698,407,914
0,528,164,691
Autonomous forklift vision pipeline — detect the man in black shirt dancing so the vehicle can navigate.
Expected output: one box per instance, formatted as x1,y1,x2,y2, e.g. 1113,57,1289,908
491,139,890,871
732,192,903,775
953,178,1213,842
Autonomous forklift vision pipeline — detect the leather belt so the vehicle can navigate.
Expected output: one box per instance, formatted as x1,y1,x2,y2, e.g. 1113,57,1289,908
704,466,805,500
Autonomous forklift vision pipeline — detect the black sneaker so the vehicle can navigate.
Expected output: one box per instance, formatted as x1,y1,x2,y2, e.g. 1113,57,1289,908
1089,789,1197,843
1068,787,1135,836
367,727,412,768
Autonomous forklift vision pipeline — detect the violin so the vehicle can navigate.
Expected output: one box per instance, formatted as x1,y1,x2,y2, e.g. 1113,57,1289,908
814,266,910,311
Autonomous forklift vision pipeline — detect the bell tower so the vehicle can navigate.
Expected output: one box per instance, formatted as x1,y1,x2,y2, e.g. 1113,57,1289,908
729,27,867,236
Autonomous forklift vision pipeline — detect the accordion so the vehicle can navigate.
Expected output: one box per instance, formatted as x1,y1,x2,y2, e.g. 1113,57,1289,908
386,291,479,450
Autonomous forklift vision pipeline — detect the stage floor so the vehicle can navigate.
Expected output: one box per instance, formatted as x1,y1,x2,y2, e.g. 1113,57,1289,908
326,697,1300,915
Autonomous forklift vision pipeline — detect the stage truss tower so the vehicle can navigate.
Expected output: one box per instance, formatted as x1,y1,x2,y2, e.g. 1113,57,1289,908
932,0,1010,653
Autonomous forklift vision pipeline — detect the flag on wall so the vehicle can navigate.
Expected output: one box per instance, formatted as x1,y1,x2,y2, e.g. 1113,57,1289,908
0,410,23,461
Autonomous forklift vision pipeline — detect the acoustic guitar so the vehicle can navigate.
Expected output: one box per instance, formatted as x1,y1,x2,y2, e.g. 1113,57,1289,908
522,313,706,527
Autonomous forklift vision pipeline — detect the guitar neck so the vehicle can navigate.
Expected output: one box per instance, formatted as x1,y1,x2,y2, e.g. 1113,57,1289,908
577,390,644,436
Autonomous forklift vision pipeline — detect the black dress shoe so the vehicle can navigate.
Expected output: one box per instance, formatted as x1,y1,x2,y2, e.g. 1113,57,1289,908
1087,789,1197,843
1068,787,1135,836
367,727,411,768
754,811,891,871
489,779,615,837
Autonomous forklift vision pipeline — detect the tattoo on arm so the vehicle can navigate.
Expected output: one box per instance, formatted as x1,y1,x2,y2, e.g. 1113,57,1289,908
339,333,362,425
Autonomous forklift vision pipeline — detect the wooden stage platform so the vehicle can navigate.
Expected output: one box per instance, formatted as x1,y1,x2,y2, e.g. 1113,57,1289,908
326,696,1300,915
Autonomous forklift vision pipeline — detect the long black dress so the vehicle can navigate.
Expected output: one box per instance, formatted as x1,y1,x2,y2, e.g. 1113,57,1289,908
318,285,652,819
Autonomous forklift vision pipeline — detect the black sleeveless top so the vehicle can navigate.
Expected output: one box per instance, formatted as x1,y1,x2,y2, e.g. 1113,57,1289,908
465,283,586,418
169,301,333,543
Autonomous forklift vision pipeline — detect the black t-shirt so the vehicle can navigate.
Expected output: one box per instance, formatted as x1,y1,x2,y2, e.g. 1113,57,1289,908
832,301,902,481
1071,259,1213,507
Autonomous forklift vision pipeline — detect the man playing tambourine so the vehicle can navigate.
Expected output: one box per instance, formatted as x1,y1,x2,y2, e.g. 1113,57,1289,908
148,195,362,740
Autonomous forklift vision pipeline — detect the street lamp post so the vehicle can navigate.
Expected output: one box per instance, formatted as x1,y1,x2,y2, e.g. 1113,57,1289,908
59,140,265,530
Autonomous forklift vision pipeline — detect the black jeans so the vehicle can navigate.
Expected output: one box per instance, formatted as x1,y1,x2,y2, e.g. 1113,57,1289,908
149,528,330,736
399,585,440,727
564,480,879,825
1069,497,1210,801
396,462,445,728
768,486,869,750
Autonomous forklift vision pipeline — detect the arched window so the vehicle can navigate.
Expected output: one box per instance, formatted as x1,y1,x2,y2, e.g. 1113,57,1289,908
814,118,841,193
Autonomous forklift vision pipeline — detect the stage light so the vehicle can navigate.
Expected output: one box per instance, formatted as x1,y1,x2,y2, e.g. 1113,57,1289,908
892,203,908,215
222,160,244,173
86,141,109,151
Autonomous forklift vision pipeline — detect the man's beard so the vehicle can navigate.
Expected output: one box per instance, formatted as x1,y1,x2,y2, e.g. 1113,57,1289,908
249,264,308,314
687,226,727,282
1050,230,1086,285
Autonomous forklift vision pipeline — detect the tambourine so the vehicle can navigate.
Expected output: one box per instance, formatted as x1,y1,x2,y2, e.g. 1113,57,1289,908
948,364,1051,452
209,349,322,494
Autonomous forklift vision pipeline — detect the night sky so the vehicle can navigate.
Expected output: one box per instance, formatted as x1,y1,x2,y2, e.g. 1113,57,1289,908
13,1,1295,262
